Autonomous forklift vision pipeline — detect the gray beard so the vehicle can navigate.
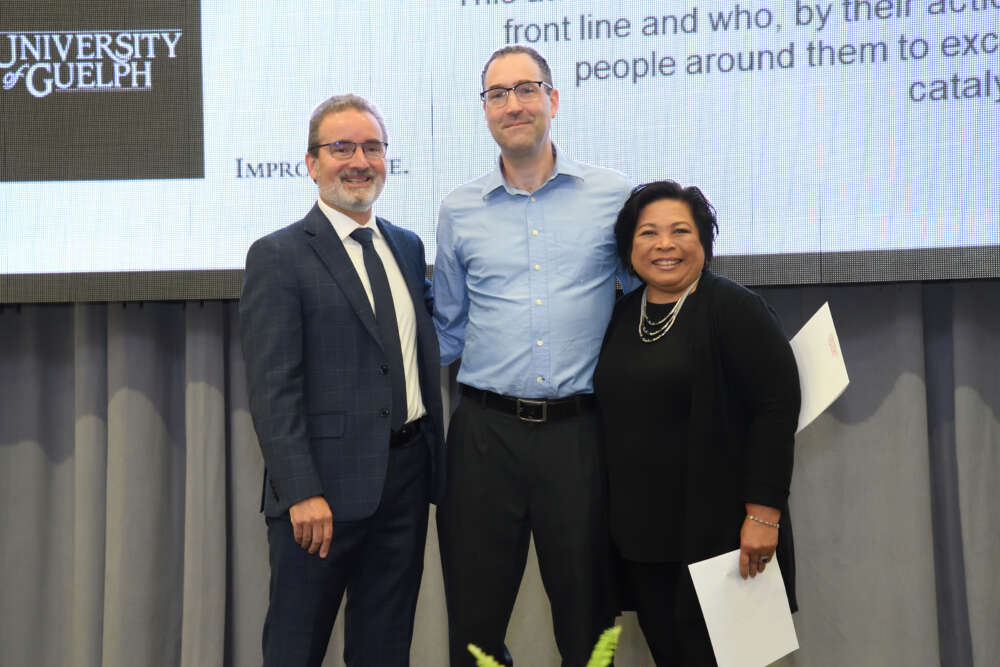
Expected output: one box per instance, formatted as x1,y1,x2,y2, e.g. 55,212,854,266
318,181,382,213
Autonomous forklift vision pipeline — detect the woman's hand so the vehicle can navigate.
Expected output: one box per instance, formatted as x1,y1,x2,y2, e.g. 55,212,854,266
739,503,780,579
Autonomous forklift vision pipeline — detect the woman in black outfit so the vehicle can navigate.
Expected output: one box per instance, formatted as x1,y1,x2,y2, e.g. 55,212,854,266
594,181,801,665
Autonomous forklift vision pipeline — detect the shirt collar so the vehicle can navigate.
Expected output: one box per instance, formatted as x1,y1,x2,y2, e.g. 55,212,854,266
480,142,586,198
315,198,380,242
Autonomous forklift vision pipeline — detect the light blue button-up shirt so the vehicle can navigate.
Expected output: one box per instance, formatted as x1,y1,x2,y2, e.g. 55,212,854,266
433,148,636,398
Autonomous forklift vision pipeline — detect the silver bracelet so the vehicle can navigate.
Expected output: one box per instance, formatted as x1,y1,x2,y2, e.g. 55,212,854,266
747,514,780,529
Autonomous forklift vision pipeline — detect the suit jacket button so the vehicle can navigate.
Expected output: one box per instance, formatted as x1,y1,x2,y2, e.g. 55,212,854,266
380,408,390,417
379,364,389,375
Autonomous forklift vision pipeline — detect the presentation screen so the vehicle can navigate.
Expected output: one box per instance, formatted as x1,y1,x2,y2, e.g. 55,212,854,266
1,0,998,302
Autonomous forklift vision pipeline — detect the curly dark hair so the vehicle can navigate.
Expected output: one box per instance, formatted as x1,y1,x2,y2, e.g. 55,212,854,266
614,180,719,274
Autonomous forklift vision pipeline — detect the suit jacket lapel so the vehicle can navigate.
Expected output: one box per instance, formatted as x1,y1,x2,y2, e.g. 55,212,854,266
303,204,382,348
378,218,441,400
377,218,425,317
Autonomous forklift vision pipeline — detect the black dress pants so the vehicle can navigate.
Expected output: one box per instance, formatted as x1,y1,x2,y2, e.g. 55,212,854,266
437,398,614,667
262,438,429,667
621,559,717,666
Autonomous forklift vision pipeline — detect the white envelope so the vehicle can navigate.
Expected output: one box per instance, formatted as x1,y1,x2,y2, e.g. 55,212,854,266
688,550,799,667
789,302,849,433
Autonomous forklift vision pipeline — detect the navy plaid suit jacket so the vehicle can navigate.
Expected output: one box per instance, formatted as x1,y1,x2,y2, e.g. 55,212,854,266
240,203,445,520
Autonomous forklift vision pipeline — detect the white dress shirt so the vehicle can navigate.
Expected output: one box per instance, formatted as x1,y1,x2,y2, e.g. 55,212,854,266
317,198,426,424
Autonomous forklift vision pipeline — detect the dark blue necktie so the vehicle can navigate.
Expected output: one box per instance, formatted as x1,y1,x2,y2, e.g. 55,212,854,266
350,227,408,430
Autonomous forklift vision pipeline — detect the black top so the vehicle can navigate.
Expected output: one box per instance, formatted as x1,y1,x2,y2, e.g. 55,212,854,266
594,271,802,614
594,293,698,561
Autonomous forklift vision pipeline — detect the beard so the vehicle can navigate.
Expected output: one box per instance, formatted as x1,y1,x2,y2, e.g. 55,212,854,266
319,168,385,213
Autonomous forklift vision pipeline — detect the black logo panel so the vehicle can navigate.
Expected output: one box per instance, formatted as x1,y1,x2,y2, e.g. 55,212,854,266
0,1,203,181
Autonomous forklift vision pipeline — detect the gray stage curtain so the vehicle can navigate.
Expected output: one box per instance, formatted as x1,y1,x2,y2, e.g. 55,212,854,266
1,282,997,667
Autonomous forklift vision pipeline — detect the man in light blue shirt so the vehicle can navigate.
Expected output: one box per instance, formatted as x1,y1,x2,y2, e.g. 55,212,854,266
433,45,635,667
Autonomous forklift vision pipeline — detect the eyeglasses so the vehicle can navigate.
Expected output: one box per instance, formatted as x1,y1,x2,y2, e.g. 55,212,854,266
479,81,552,108
309,140,388,160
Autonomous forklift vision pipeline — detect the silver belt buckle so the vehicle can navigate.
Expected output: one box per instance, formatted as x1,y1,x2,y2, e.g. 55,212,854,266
516,398,547,423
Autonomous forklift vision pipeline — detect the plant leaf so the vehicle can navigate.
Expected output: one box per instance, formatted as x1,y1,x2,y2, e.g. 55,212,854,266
468,643,505,667
586,626,623,667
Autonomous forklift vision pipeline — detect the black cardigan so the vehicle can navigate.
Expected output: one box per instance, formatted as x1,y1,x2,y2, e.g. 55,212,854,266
598,270,801,614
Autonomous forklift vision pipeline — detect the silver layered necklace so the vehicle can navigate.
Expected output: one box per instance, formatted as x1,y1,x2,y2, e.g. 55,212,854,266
638,279,699,343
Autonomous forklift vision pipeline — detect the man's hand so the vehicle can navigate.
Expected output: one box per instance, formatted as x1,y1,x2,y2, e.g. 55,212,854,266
288,495,333,559
739,503,780,579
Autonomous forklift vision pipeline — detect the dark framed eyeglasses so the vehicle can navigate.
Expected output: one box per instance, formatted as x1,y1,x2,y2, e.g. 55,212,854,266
308,140,388,160
479,80,552,108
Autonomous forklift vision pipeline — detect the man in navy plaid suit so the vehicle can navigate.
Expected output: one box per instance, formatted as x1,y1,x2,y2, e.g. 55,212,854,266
240,93,445,667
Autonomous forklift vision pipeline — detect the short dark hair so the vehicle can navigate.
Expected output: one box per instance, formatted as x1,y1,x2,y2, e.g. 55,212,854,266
307,93,387,156
481,45,553,90
614,180,719,273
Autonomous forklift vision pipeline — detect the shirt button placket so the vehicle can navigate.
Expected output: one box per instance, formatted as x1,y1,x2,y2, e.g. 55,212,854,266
525,195,550,393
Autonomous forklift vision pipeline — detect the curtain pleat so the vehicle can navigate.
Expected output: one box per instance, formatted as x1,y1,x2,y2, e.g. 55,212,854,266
222,303,270,667
102,304,186,667
180,302,228,667
953,282,1000,667
72,303,109,667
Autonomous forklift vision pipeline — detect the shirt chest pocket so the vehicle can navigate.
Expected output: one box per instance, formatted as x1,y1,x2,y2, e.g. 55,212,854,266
550,222,616,280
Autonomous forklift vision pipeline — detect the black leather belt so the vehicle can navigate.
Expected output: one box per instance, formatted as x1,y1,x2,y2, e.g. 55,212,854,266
460,384,597,423
390,417,423,448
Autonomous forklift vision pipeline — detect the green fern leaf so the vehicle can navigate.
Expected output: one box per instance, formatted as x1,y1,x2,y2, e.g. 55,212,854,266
586,626,623,667
467,643,505,667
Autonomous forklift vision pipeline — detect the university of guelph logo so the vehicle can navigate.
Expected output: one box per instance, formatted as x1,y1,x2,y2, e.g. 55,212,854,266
1,1,203,183
1,30,183,98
